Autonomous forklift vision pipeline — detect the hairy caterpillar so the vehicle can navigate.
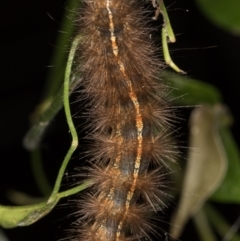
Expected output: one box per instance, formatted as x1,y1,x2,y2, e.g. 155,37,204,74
70,0,179,240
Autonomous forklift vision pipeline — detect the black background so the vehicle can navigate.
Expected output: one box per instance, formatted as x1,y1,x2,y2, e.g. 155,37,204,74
0,0,240,240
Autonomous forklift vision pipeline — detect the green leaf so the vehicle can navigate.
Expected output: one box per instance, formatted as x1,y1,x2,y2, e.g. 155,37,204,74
162,71,222,105
0,199,58,228
195,0,240,34
210,122,240,203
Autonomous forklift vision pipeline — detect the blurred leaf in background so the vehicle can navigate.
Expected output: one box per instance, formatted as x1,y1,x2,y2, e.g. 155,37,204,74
195,0,240,34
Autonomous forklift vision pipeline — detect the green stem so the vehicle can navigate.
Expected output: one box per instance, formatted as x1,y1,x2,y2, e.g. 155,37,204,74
58,181,93,199
157,0,185,73
158,0,175,42
50,35,81,198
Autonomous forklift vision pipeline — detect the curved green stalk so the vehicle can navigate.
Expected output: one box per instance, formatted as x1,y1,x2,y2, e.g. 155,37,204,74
50,35,82,198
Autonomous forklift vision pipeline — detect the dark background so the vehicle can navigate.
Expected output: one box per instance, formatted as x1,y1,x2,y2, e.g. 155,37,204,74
0,0,240,240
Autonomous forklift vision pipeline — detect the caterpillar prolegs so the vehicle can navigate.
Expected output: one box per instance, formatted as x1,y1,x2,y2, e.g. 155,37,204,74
72,0,179,240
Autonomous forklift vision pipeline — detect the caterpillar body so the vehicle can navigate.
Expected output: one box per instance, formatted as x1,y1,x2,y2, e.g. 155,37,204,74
72,0,178,240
